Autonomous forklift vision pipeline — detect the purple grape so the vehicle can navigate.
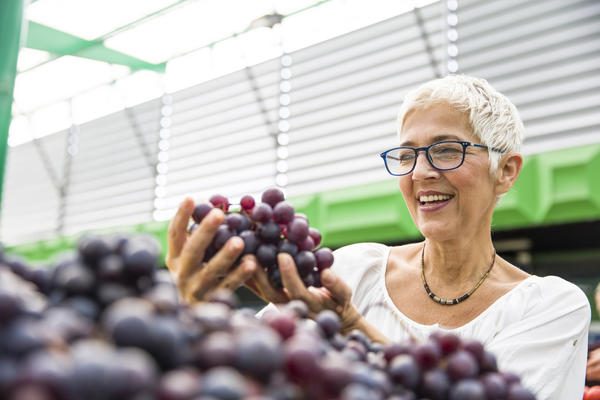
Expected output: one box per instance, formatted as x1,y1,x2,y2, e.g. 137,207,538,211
213,225,234,250
256,244,277,268
507,384,536,400
383,342,414,364
447,350,479,381
481,350,499,372
414,341,442,371
308,227,322,247
294,213,309,222
297,235,315,251
315,310,341,338
500,371,521,386
421,368,450,400
97,254,124,282
234,328,283,382
278,240,298,257
273,201,295,224
302,270,321,288
77,236,112,267
267,266,283,289
0,291,23,324
192,203,213,223
240,195,255,211
194,332,236,369
265,312,296,340
225,213,244,232
287,218,309,243
262,187,285,208
251,203,273,223
314,248,334,271
283,345,321,384
435,332,461,356
258,221,282,244
294,251,316,277
201,367,248,399
481,372,508,399
463,338,485,364
449,379,486,400
209,194,229,211
321,360,355,398
239,230,259,256
388,354,420,390
284,300,309,318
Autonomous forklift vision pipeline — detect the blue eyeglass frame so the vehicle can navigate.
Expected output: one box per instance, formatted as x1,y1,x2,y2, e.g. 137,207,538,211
379,140,504,176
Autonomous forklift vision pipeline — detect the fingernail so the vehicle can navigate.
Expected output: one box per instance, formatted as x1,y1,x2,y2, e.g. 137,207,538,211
229,237,243,250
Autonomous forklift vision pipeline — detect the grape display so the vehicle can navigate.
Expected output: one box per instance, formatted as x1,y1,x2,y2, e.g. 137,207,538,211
192,188,334,290
0,190,537,399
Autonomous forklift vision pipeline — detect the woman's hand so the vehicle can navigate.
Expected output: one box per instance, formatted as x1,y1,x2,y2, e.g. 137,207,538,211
248,252,360,332
165,198,258,304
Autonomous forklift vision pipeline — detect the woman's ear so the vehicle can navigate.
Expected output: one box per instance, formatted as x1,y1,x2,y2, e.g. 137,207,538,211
495,152,523,196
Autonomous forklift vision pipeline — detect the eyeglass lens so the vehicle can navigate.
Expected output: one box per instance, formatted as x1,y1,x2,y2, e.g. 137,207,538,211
385,142,465,175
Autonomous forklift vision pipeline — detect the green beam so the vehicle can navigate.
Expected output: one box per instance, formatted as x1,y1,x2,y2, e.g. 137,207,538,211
0,0,26,209
25,21,165,72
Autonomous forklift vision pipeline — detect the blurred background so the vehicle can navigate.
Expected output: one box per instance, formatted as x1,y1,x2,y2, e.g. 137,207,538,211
1,0,599,322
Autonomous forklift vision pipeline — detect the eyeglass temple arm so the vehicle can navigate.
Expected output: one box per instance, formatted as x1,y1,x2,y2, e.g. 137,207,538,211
472,143,504,153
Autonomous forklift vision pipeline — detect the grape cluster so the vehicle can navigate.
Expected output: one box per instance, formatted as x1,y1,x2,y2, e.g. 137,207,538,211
0,235,537,400
190,188,334,289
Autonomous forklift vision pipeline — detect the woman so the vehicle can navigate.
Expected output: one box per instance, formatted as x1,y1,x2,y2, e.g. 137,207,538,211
166,75,590,399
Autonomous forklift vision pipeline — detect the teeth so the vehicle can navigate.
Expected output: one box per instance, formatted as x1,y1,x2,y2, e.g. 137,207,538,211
419,194,452,203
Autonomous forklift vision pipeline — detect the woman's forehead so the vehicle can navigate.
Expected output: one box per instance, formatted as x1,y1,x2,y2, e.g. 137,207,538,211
399,104,477,144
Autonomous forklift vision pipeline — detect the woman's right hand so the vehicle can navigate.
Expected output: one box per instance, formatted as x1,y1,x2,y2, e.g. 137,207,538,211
165,197,258,304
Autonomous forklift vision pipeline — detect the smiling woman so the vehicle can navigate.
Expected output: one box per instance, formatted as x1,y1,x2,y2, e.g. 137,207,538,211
168,75,591,400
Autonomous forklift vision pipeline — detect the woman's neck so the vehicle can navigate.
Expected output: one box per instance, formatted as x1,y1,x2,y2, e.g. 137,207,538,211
422,236,496,291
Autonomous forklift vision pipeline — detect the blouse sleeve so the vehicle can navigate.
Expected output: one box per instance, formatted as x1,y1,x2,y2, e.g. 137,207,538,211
486,276,591,400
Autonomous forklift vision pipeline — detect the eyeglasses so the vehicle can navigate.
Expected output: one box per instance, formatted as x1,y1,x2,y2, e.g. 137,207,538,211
380,140,503,176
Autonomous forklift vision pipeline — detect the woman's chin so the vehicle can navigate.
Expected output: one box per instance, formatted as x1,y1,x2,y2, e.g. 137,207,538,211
417,222,456,241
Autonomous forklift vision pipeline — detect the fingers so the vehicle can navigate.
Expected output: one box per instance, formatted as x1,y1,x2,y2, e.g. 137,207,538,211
279,253,318,309
320,269,352,304
166,197,194,265
218,256,257,291
250,258,289,303
202,236,245,284
179,208,225,278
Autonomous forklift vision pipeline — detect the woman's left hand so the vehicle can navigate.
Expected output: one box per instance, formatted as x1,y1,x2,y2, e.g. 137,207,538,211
276,253,362,332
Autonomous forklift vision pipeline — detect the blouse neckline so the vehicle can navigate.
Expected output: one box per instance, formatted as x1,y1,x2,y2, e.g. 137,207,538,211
378,244,538,331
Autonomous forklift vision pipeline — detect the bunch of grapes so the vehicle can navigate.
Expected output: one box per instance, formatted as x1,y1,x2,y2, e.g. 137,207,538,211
190,187,334,289
0,232,537,399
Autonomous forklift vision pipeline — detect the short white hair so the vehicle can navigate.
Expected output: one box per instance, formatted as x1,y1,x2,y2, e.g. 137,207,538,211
397,74,524,173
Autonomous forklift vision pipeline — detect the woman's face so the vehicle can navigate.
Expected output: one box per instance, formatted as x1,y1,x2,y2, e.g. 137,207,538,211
398,103,498,241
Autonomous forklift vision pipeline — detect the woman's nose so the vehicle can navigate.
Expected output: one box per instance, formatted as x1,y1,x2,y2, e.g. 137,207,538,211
411,152,439,180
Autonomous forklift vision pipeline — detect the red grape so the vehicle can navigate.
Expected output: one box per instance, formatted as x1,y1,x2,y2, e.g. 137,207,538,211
273,201,295,224
240,195,255,211
251,203,273,223
308,227,322,247
314,248,334,270
287,218,309,243
262,187,285,208
209,194,230,211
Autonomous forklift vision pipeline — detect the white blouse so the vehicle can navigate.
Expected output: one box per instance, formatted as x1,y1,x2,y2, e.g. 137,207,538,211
331,242,591,400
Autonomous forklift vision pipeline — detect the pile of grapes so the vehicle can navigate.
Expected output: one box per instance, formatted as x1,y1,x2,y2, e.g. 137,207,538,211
0,232,536,400
190,188,334,289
